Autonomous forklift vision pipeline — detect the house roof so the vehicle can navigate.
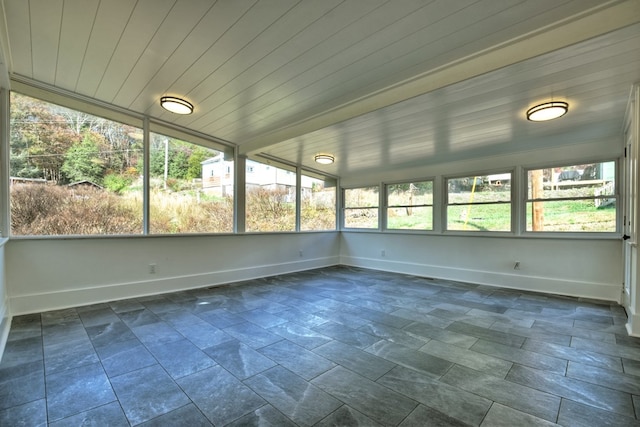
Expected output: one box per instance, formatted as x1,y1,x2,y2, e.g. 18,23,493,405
1,0,638,179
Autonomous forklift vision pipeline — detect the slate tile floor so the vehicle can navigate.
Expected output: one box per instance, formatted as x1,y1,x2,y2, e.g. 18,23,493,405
1,266,640,426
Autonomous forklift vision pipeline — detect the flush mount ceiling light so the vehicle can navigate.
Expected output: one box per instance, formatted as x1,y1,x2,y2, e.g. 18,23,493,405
314,154,335,165
526,101,568,122
160,96,194,115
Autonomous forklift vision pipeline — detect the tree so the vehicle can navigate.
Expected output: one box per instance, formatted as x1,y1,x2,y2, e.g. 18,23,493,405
187,147,210,180
61,132,105,183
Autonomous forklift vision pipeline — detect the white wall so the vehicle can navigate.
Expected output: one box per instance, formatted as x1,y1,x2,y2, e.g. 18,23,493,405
341,232,622,301
6,233,340,315
0,240,10,361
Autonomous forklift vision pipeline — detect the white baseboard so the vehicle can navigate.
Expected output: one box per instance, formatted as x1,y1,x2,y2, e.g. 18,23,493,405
9,256,340,316
0,297,11,364
626,306,640,337
341,256,620,302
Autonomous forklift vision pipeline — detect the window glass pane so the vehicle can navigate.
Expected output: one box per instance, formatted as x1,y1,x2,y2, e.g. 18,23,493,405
526,200,615,232
10,92,143,235
447,176,510,204
387,206,433,230
388,181,433,206
447,203,511,231
301,173,336,231
527,161,616,232
446,173,511,232
246,159,296,232
387,181,433,230
344,187,378,229
149,132,233,233
527,162,616,199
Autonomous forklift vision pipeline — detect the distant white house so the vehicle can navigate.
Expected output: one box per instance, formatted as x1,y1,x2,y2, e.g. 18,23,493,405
201,154,315,199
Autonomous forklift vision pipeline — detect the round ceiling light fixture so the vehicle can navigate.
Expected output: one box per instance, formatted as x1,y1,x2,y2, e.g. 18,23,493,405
526,101,568,122
314,154,335,165
160,96,194,115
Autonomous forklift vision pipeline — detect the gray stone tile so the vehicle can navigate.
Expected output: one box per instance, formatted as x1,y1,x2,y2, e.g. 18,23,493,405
138,403,212,427
523,338,623,372
258,339,335,380
146,338,216,379
440,364,560,422
85,321,136,349
0,336,44,370
506,364,635,417
118,308,161,328
480,402,558,427
532,320,616,343
312,366,418,426
403,321,478,348
378,365,491,426
426,308,496,328
446,322,525,347
78,307,121,327
95,338,157,378
399,404,473,427
0,369,45,411
237,309,289,328
0,398,47,427
204,339,276,380
314,309,370,329
622,358,640,377
131,321,184,346
634,395,640,420
366,340,453,377
316,405,384,427
226,404,296,427
358,321,428,349
46,362,116,422
566,361,640,394
490,322,571,346
267,321,332,349
557,398,640,427
313,321,381,349
111,364,189,425
196,308,246,329
109,299,145,313
314,340,395,380
49,401,129,427
44,337,99,374
273,308,329,328
471,339,567,375
392,308,454,328
42,321,88,347
177,365,265,426
171,319,234,349
223,321,283,349
420,340,513,378
245,366,342,426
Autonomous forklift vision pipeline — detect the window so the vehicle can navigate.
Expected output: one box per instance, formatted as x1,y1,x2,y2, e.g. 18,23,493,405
149,128,233,234
245,159,296,232
386,181,433,230
446,174,511,232
526,161,616,232
344,186,379,229
10,92,143,236
301,171,336,231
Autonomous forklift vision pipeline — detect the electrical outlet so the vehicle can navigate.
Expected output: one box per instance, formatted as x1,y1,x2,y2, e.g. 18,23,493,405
381,249,386,257
299,250,303,257
514,261,520,270
149,263,156,274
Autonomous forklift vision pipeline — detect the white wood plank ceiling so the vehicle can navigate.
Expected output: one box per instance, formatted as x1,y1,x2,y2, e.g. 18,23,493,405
1,0,639,178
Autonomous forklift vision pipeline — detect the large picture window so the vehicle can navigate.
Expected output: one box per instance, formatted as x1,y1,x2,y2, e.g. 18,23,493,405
10,92,143,236
344,186,379,229
446,173,511,232
386,181,433,230
301,171,336,231
526,161,617,232
245,159,296,232
149,129,233,234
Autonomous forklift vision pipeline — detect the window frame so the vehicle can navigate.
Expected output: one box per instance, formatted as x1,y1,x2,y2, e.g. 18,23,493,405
342,185,381,230
384,178,434,232
522,158,619,236
444,170,514,234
